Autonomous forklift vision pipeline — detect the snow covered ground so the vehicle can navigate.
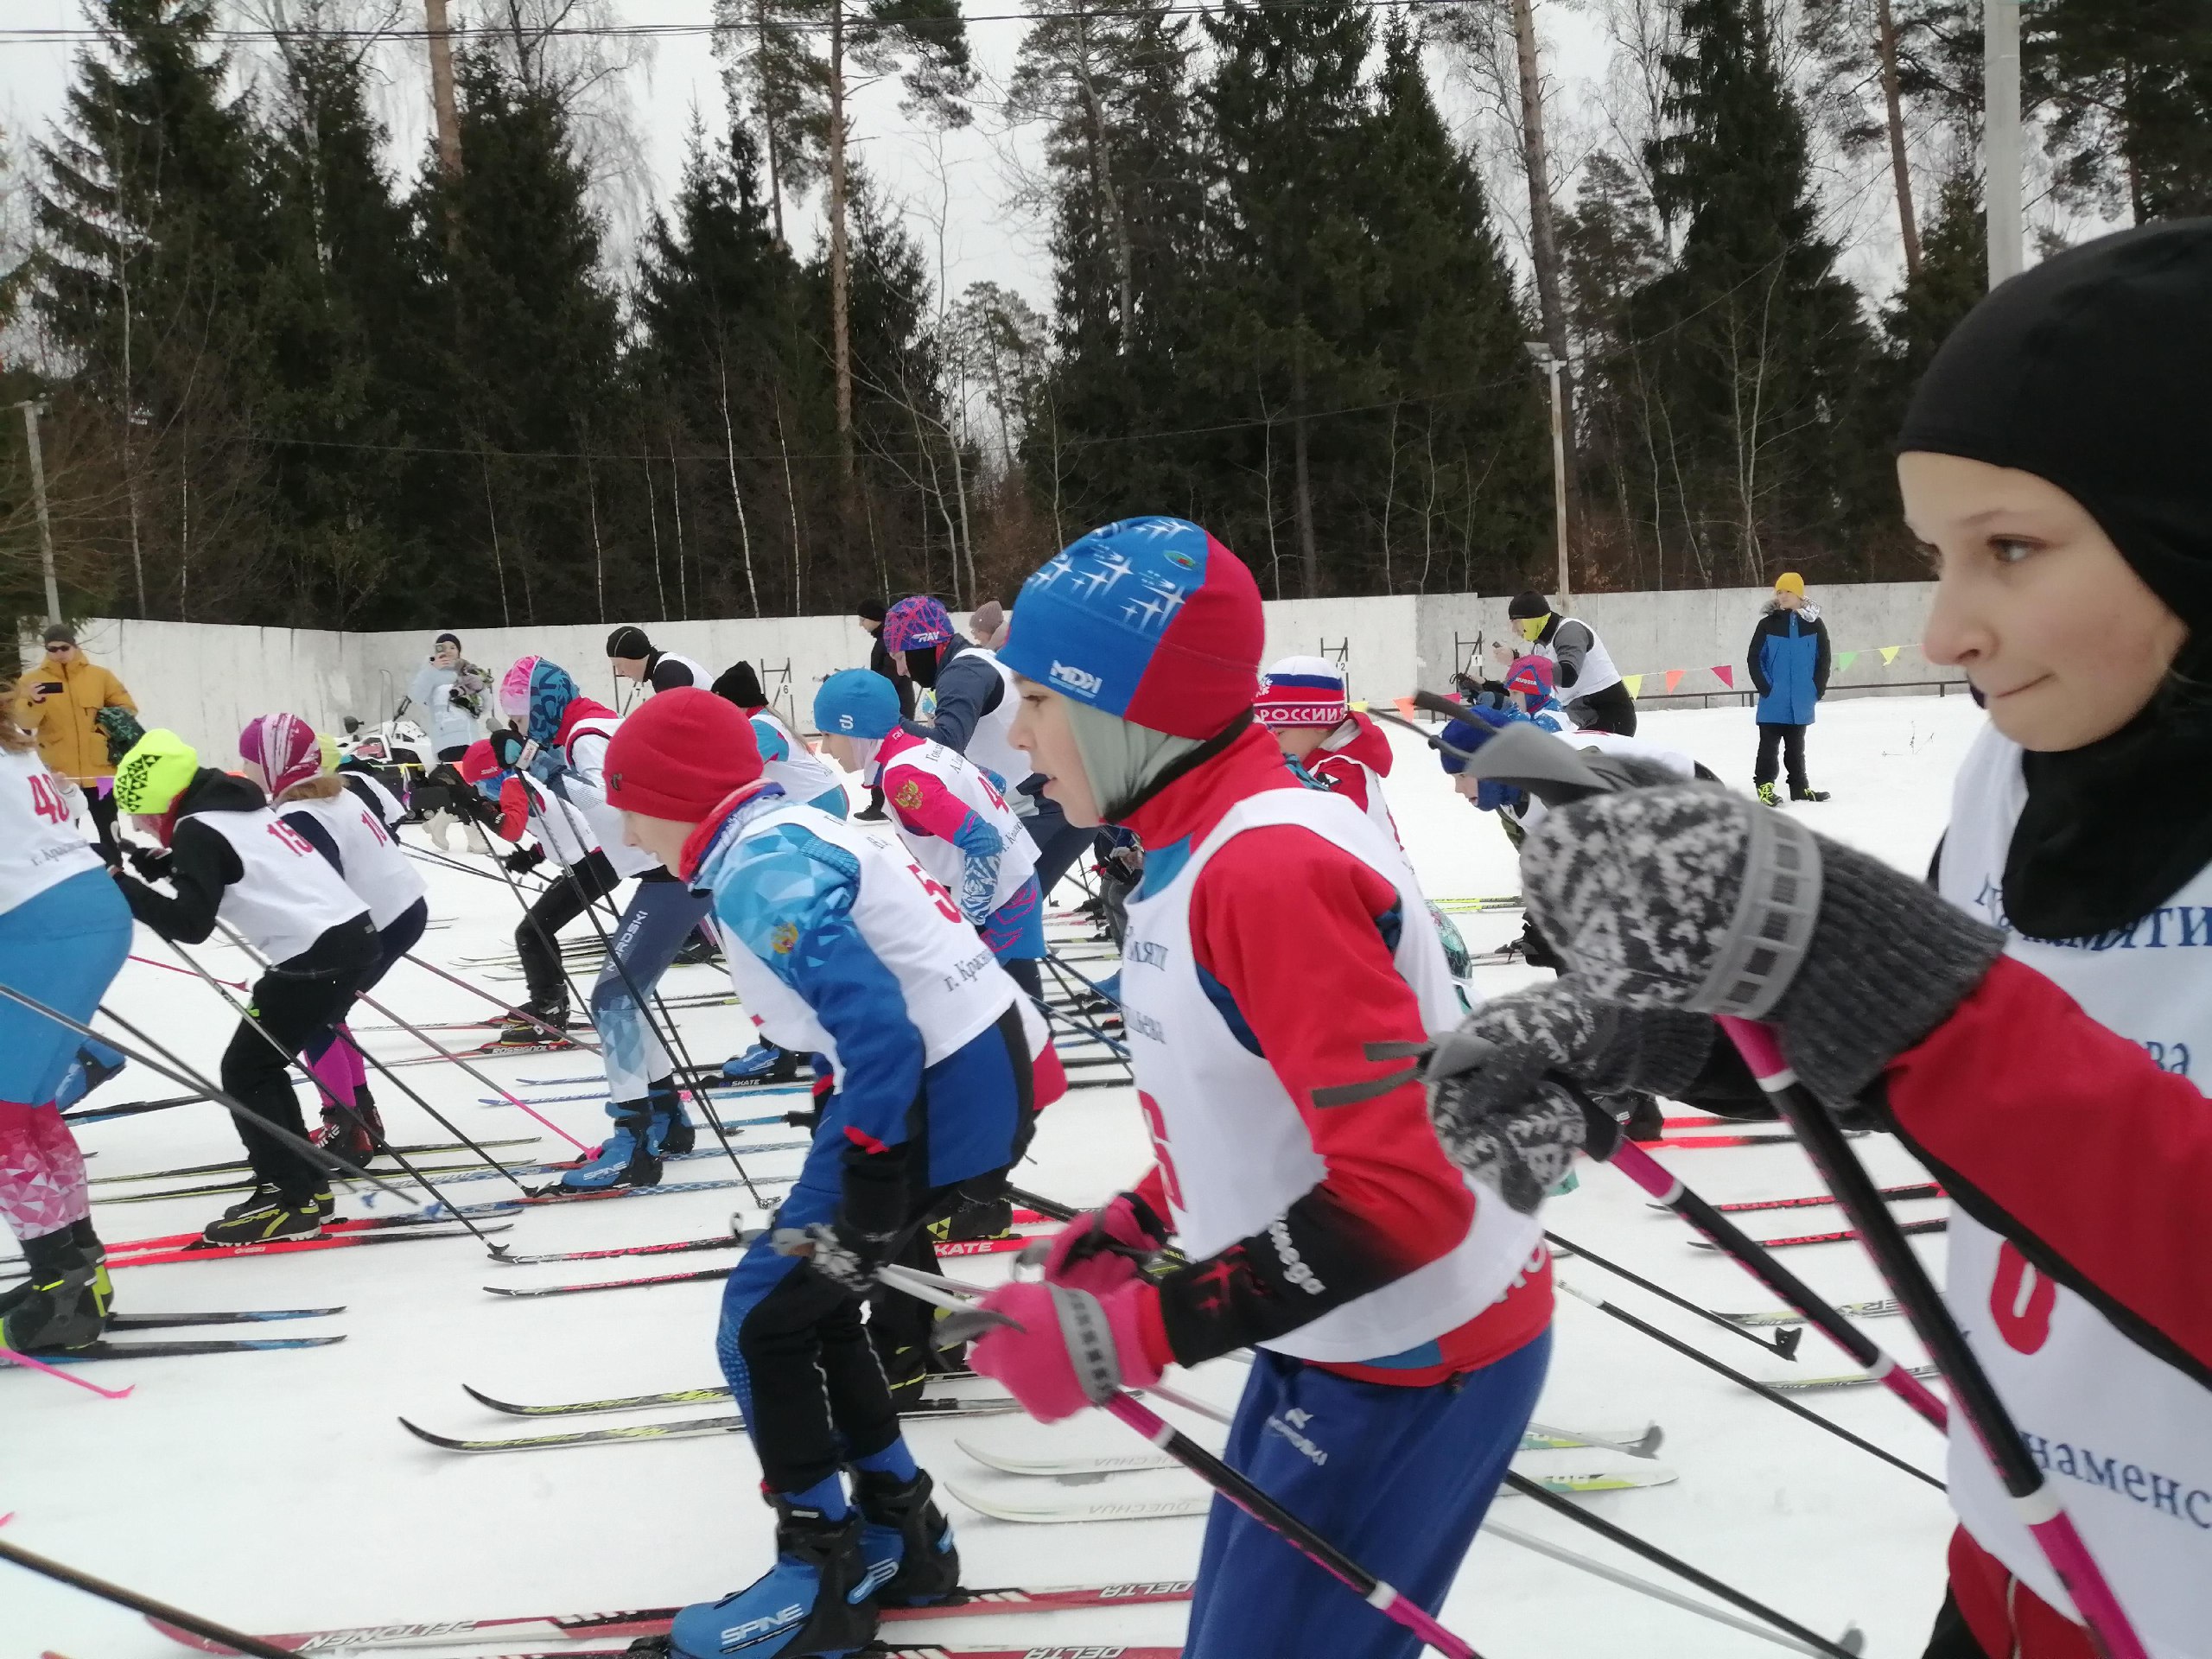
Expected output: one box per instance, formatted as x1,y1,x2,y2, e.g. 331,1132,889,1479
10,690,1993,1659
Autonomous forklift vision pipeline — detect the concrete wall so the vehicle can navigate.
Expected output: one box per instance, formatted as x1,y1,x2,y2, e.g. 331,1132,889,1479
26,578,1945,762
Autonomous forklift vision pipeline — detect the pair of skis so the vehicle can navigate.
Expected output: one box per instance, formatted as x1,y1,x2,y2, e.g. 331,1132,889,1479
24,1306,349,1366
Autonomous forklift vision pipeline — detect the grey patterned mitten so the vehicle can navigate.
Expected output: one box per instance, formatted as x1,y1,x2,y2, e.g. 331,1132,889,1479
1521,783,2005,1106
1423,981,1723,1212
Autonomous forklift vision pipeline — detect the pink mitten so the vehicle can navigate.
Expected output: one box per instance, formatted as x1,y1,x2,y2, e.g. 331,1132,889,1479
967,1279,1168,1423
1029,1192,1169,1295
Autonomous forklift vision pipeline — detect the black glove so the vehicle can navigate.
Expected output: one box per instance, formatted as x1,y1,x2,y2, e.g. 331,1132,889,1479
1423,982,1719,1213
502,845,544,874
459,791,503,829
124,843,173,883
1521,782,2005,1108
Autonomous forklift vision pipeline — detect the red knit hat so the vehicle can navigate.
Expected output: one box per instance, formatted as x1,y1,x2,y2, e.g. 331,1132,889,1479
604,689,763,821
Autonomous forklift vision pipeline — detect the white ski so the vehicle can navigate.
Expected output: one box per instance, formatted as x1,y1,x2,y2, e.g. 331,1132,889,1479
1722,1298,1903,1327
946,1460,1677,1520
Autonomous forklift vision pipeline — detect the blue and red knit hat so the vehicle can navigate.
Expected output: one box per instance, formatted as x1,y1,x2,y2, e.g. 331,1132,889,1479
881,596,955,655
1253,655,1348,728
998,518,1264,740
1503,654,1556,702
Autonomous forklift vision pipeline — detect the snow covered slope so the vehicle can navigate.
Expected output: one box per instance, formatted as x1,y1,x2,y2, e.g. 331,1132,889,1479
8,691,1989,1659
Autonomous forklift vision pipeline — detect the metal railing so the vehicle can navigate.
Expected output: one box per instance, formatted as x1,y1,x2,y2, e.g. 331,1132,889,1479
1628,677,1969,709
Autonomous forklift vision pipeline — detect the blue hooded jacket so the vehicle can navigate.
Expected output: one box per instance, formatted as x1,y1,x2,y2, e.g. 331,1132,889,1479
1749,603,1831,726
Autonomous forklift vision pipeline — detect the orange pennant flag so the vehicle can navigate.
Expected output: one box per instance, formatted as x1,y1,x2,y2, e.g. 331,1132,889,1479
1394,696,1419,721
1664,669,1685,694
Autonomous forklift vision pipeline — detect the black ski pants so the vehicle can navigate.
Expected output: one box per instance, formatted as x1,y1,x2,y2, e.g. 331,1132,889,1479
224,917,381,1198
1566,680,1638,735
515,850,621,1004
1754,721,1810,791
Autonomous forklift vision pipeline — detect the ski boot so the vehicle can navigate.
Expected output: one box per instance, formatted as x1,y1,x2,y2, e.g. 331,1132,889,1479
724,1043,802,1087
1756,782,1783,807
853,1467,960,1608
501,994,569,1047
1791,785,1831,803
662,1493,881,1658
1610,1091,1666,1143
0,1228,111,1352
648,1081,696,1157
674,932,721,968
313,1090,385,1163
931,1196,1012,1244
559,1103,664,1192
201,1192,323,1246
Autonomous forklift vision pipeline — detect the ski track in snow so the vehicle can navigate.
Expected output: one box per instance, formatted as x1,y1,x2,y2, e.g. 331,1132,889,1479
11,693,1984,1657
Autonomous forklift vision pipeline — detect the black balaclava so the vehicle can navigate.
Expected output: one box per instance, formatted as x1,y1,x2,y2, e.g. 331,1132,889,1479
606,625,652,662
1897,219,2212,939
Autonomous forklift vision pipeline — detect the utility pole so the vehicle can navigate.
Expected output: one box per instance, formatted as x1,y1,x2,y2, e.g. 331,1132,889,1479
1983,0,2023,286
1526,343,1570,607
16,401,61,626
425,0,465,184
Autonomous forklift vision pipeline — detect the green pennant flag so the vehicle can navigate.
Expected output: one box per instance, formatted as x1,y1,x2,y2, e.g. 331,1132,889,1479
1835,651,1859,674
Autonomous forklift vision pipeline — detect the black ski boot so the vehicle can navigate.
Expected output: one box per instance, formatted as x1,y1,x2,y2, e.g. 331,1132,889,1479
314,1090,385,1163
1613,1091,1666,1142
1791,785,1831,803
854,1467,961,1607
501,994,569,1047
1,1228,111,1351
659,1496,880,1658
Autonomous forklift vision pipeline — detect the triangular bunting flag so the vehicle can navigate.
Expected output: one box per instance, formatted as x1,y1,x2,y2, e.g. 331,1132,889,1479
1879,645,1902,666
1622,674,1643,698
1835,651,1859,674
1711,665,1735,689
1664,668,1685,694
1394,696,1418,721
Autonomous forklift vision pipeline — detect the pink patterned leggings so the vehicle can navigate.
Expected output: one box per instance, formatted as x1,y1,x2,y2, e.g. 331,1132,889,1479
0,1099,91,1243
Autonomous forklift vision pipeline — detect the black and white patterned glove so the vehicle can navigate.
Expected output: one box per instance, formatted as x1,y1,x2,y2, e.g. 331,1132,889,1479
772,1220,896,1294
1522,783,2004,1107
1423,982,1720,1213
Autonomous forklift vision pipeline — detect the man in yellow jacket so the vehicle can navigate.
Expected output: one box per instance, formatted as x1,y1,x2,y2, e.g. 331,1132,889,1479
15,624,136,864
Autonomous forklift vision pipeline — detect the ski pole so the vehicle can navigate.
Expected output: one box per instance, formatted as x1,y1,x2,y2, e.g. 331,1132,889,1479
0,987,414,1207
348,986,589,1153
1039,950,1135,1063
401,950,601,1052
1544,1228,1802,1359
1719,1017,2148,1659
210,924,540,1199
129,951,247,989
1565,1091,1947,1429
0,1537,298,1659
400,837,554,893
158,939,512,1249
1500,1473,1861,1659
0,1344,136,1400
1555,1278,1941,1490
1480,1519,1853,1659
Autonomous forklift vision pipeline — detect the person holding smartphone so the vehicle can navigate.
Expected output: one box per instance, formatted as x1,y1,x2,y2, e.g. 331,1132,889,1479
12,623,136,866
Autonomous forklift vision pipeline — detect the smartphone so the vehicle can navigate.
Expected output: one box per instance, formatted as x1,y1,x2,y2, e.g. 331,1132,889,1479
35,682,63,696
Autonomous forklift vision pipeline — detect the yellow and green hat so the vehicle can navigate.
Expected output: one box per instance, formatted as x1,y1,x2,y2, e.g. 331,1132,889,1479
111,729,201,815
317,731,340,774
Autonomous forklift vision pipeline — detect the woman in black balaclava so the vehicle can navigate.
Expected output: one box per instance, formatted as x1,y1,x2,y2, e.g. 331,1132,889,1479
1412,221,2212,1659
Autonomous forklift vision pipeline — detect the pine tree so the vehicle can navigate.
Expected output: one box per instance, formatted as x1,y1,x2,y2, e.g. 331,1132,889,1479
1353,21,1548,594
2037,0,2212,220
413,52,623,627
1632,0,1884,582
32,0,275,619
255,31,425,626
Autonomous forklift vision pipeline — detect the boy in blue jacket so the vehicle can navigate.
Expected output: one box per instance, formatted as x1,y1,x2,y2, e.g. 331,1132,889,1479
1747,572,1832,804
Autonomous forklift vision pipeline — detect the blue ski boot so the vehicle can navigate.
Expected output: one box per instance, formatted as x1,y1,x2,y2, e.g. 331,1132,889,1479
559,1103,663,1192
666,1493,882,1658
724,1043,802,1086
648,1080,696,1157
853,1467,959,1607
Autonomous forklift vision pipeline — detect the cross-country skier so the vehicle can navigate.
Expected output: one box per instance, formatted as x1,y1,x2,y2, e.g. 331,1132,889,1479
456,731,616,1044
1252,656,1401,841
1504,591,1637,734
601,688,1039,1659
882,594,1093,899
957,518,1554,1659
498,658,699,1187
1427,221,2212,1659
110,730,380,1242
0,671,133,1351
607,626,710,698
239,713,429,1161
812,669,1047,1001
